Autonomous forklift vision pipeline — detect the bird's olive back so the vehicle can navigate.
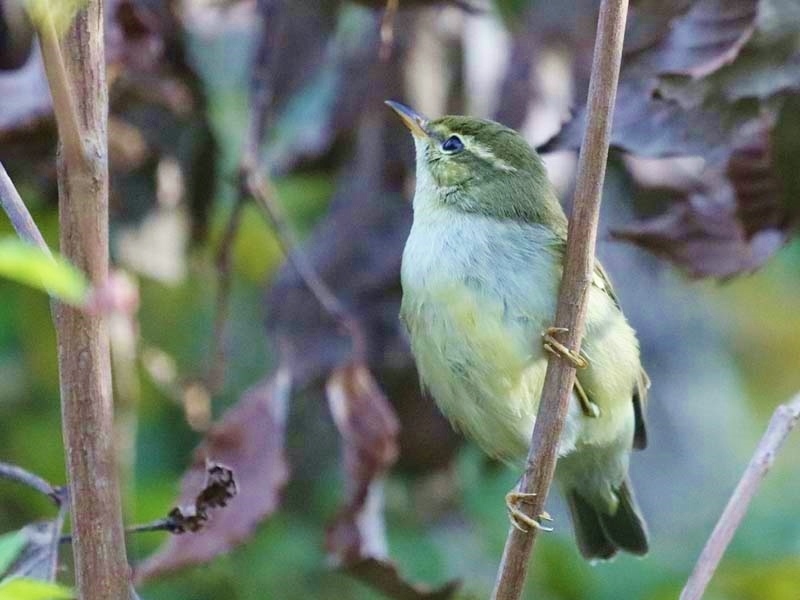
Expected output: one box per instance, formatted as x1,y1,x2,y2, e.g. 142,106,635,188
418,116,567,231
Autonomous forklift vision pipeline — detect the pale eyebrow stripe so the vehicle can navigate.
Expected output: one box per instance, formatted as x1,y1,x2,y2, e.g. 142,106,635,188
461,136,518,173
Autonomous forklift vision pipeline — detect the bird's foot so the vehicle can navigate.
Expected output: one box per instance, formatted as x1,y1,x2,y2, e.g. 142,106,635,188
543,327,589,369
574,377,601,419
505,491,554,533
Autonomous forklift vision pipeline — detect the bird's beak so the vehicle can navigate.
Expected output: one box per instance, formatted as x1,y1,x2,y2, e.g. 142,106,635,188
385,100,429,139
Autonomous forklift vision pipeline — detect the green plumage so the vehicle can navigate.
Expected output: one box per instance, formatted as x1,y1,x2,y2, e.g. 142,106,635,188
390,102,649,560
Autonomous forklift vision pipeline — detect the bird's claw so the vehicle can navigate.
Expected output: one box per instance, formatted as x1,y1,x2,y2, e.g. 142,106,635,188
574,377,601,419
543,327,589,369
505,491,554,533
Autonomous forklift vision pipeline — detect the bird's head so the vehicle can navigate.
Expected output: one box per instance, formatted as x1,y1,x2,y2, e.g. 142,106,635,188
386,100,566,228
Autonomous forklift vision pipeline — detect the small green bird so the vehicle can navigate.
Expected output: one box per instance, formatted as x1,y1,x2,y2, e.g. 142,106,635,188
387,100,649,559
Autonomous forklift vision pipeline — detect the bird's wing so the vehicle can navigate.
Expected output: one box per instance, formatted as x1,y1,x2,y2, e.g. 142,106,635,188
591,261,649,450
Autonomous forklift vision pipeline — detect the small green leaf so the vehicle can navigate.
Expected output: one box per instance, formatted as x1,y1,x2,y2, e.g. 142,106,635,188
0,531,27,576
0,238,88,305
0,578,73,600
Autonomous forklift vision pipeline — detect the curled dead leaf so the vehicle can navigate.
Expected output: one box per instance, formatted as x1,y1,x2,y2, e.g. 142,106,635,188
165,462,238,534
134,369,291,584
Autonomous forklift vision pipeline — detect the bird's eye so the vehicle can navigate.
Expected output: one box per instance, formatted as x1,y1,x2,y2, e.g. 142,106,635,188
441,135,465,153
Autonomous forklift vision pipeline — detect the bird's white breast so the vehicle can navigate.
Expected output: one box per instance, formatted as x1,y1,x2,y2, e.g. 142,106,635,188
400,206,589,460
400,186,642,466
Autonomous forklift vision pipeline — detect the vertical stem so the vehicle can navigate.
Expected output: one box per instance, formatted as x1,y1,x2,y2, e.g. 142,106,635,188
53,2,130,598
491,1,628,598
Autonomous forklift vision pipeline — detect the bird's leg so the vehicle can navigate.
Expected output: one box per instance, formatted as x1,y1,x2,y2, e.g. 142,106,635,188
573,377,601,418
543,327,589,369
505,490,554,533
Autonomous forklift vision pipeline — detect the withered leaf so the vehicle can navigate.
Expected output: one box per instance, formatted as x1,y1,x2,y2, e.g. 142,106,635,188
194,463,237,511
612,105,797,278
134,369,291,583
324,364,458,599
646,0,758,78
164,463,237,534
624,0,694,56
539,74,733,159
611,191,784,278
325,362,399,565
545,0,800,278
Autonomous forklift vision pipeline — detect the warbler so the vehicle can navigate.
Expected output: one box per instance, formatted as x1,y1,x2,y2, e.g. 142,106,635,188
387,100,649,559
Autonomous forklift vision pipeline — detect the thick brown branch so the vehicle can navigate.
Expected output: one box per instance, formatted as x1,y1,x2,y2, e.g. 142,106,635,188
0,161,50,253
680,394,800,600
491,1,629,598
49,2,131,598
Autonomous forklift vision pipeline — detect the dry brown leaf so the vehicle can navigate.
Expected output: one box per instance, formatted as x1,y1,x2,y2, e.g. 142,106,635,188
323,364,458,599
647,0,758,78
612,111,796,278
165,463,238,534
134,368,291,584
325,362,399,564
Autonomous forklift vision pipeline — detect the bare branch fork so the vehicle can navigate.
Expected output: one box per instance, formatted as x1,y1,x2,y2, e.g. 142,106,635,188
680,393,800,600
491,1,629,598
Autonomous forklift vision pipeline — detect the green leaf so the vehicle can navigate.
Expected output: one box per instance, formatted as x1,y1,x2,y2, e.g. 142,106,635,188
0,531,27,576
0,238,88,305
0,578,73,600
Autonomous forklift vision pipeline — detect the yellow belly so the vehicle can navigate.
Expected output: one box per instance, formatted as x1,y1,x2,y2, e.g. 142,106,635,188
404,279,551,461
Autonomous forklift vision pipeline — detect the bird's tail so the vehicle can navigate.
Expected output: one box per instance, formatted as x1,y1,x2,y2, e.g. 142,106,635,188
565,478,649,560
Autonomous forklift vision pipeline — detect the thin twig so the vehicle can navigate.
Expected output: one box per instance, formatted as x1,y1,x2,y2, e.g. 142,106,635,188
206,0,284,390
36,15,87,172
0,161,51,253
243,170,367,361
207,199,245,393
0,461,65,506
0,461,68,581
235,0,368,362
680,393,800,600
59,517,179,545
491,1,629,598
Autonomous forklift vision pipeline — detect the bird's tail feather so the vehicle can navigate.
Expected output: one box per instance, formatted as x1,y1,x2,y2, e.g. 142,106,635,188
566,479,648,560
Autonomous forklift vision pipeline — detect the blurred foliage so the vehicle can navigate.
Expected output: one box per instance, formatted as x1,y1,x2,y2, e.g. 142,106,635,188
0,238,88,304
0,578,72,600
1,0,800,598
